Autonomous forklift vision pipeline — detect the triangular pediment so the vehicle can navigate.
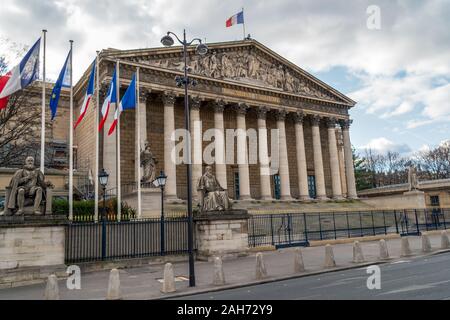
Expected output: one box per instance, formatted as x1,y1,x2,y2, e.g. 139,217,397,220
104,40,355,106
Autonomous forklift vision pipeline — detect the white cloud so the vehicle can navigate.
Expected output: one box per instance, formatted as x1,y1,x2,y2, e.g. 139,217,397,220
360,137,411,154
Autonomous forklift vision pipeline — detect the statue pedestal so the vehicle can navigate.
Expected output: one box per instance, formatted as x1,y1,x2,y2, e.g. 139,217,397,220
122,187,161,217
194,210,250,261
0,216,68,288
402,190,426,208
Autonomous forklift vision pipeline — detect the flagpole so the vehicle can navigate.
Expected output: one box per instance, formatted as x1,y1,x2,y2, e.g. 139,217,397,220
69,40,74,222
242,7,246,40
116,60,121,222
94,51,100,223
136,67,142,219
40,29,47,174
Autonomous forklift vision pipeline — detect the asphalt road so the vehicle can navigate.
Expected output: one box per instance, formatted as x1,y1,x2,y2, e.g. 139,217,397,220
177,252,450,300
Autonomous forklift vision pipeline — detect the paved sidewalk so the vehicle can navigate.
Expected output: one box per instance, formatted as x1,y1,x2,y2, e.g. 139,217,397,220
0,233,448,300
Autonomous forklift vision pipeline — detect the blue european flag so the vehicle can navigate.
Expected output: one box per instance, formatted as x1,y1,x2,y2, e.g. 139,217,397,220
49,50,71,120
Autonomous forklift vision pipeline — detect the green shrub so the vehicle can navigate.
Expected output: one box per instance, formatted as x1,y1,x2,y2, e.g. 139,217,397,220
52,198,136,221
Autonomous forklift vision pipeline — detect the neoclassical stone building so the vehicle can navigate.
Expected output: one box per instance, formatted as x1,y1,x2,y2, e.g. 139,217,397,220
73,39,357,203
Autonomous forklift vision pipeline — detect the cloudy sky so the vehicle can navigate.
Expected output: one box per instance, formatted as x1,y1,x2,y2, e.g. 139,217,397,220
0,0,449,155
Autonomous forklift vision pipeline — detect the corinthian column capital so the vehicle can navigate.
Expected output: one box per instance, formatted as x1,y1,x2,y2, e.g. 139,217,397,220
161,91,176,107
257,106,269,120
326,117,337,129
235,103,249,115
190,96,202,111
276,109,288,121
213,99,226,113
310,115,321,126
339,118,353,130
294,111,305,124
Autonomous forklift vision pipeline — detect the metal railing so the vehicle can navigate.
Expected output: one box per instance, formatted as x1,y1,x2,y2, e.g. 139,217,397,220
248,208,450,248
65,216,190,264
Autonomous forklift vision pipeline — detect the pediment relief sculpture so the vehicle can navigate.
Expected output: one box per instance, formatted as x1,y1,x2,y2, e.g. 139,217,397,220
140,49,339,102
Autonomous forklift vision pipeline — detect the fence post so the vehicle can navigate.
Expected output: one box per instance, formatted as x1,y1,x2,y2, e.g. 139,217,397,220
382,210,387,235
414,209,420,235
252,215,257,247
346,212,350,238
303,213,308,243
318,213,323,240
160,213,165,256
371,211,376,236
332,212,337,240
423,208,429,231
270,214,274,246
288,214,292,244
101,218,106,260
394,210,399,234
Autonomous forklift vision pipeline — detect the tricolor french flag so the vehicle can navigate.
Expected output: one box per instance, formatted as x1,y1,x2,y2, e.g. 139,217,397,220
226,10,244,28
108,73,136,136
98,67,117,131
74,59,96,129
0,38,41,109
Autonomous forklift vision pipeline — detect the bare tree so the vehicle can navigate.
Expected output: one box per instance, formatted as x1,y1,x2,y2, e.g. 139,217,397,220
416,141,450,180
0,56,43,167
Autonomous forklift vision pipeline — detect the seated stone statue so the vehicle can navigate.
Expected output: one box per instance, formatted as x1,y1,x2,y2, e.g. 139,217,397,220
197,166,232,213
4,156,53,216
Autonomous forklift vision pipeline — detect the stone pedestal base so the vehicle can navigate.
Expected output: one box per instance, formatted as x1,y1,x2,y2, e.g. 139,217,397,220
195,210,250,261
122,187,161,218
0,216,67,288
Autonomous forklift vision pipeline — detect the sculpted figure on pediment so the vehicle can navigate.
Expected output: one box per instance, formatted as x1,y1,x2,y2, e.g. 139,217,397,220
221,53,234,78
246,51,259,79
285,70,295,92
209,51,220,78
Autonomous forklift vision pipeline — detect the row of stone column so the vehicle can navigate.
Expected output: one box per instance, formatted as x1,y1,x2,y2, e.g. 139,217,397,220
144,92,357,201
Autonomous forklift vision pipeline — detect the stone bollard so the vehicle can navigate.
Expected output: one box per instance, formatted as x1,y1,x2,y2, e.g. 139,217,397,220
400,237,412,257
324,244,336,268
441,230,450,249
294,248,305,273
352,241,365,263
106,268,121,300
161,263,176,293
212,257,226,286
255,253,268,280
422,233,432,253
379,239,390,260
44,274,60,300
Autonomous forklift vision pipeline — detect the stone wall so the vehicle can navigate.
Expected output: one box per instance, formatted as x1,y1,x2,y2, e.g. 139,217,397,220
0,225,65,270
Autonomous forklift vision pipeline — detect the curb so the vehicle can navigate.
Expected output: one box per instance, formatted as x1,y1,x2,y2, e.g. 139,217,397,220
154,261,386,300
308,234,400,247
153,247,450,300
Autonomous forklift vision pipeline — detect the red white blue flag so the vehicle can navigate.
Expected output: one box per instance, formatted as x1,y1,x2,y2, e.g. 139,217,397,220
0,38,41,109
74,58,95,129
108,73,136,136
226,10,244,27
98,67,117,131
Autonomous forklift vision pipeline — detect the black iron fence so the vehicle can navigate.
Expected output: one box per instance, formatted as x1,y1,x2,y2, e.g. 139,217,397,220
65,217,190,264
248,208,450,248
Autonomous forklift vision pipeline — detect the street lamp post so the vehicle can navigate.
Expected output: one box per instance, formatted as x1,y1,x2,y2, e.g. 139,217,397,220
153,170,167,256
161,30,208,287
98,168,109,260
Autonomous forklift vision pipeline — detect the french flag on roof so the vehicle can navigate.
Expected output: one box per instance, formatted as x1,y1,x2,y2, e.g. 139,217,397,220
98,67,117,131
108,73,136,136
226,10,244,28
0,38,41,109
74,58,96,129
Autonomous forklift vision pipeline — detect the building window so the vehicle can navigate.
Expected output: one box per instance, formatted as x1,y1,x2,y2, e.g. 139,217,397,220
273,174,281,200
234,172,240,200
430,195,440,206
308,175,316,199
